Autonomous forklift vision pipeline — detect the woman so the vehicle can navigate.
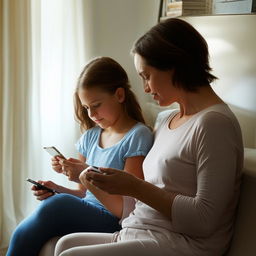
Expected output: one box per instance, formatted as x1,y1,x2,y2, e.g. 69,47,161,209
54,18,243,256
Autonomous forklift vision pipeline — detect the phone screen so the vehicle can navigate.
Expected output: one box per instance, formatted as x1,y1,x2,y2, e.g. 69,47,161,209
26,178,59,193
43,146,66,159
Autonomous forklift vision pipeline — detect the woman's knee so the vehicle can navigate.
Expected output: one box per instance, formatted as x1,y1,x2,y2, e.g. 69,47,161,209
54,234,78,256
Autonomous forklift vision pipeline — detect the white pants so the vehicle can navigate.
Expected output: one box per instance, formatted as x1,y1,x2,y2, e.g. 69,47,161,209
54,228,187,256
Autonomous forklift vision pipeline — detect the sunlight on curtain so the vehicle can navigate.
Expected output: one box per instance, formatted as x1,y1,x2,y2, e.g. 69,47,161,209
0,0,88,249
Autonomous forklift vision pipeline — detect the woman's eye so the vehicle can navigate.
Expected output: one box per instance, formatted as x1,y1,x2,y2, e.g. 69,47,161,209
143,75,149,81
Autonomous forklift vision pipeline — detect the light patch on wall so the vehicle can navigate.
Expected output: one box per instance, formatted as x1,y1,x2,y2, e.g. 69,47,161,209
225,77,256,112
207,38,236,57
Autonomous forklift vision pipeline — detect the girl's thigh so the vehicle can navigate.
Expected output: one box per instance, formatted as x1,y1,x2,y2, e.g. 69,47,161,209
55,232,173,256
36,193,121,234
7,194,120,256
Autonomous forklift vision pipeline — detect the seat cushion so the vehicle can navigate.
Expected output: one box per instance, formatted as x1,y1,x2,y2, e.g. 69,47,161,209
38,237,60,256
226,148,256,256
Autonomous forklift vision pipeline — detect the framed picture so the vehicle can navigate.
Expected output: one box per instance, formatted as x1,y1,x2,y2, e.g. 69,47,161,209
212,0,254,15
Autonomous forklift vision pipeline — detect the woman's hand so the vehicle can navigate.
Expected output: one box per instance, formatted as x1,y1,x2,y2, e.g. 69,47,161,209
79,168,140,196
59,158,87,183
79,169,91,189
31,180,59,201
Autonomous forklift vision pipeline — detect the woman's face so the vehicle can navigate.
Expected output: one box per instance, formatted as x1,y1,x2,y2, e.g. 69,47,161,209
78,87,124,129
134,53,178,106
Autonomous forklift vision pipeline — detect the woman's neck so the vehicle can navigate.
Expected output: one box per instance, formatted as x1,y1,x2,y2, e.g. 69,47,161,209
177,86,223,117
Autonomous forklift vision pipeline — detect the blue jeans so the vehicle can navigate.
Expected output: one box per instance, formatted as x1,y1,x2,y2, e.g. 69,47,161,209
6,193,121,256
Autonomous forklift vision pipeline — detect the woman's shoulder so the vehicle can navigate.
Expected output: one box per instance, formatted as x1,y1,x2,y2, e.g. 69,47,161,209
195,104,242,139
155,109,179,130
197,103,239,127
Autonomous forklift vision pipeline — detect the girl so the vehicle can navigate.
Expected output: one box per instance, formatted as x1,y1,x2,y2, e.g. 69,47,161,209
6,57,153,256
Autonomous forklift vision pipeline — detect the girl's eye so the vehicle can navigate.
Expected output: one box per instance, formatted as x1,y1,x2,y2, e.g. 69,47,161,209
92,103,101,108
83,103,101,111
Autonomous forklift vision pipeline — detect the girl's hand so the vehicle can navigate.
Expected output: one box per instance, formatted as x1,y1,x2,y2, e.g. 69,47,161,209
80,168,140,196
51,156,64,173
59,158,87,183
31,180,59,201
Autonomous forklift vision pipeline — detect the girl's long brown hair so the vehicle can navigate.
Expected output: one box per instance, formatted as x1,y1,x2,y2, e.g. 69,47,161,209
74,57,145,131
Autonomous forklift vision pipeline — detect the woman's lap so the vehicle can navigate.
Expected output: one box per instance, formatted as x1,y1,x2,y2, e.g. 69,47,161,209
54,231,175,256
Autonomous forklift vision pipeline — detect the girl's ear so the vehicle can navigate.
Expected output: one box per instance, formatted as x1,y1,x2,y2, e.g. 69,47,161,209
115,87,125,103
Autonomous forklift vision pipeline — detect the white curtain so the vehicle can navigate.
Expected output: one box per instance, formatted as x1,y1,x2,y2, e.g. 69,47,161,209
0,0,90,250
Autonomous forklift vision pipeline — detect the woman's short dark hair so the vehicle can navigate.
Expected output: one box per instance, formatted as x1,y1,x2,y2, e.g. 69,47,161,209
131,18,217,91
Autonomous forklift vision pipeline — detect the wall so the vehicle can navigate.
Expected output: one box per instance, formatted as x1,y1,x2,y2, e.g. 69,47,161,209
83,1,256,148
144,14,256,148
82,0,160,113
182,14,256,148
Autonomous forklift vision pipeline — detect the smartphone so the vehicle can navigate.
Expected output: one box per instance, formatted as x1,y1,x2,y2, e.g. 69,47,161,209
26,178,59,193
85,166,102,173
43,146,66,159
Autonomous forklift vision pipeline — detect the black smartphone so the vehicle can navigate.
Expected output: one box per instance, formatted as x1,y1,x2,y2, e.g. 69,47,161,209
26,178,59,193
43,146,66,159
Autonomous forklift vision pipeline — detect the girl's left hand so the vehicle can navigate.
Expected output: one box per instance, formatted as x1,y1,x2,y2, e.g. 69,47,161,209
32,180,59,200
79,168,139,196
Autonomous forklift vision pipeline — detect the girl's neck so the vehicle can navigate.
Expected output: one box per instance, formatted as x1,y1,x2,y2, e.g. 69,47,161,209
100,116,137,149
105,115,137,135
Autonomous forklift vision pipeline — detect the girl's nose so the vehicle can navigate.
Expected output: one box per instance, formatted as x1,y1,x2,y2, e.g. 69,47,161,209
88,108,96,118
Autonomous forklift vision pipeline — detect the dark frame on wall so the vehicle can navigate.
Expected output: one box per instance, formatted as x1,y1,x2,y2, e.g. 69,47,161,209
159,0,256,22
158,0,164,22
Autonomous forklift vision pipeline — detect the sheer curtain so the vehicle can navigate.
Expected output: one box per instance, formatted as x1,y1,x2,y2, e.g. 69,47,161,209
0,0,90,250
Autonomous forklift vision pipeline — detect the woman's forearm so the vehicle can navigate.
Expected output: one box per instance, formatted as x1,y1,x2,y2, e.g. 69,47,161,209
85,180,123,218
130,177,177,219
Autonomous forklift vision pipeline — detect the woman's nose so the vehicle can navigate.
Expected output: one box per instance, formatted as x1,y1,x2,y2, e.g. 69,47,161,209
144,83,150,93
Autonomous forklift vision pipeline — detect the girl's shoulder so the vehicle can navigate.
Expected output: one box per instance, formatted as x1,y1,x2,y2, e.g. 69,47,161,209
128,122,153,137
121,123,153,145
79,126,101,141
121,123,154,153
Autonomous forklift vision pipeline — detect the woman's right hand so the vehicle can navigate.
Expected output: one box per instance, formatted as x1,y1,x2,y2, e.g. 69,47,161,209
31,180,59,201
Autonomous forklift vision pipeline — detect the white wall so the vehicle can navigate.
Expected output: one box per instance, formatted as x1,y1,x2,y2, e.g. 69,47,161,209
82,0,160,114
182,14,256,148
83,2,256,148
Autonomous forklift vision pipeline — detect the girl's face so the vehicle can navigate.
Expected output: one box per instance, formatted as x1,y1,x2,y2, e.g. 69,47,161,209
134,53,178,106
78,87,124,129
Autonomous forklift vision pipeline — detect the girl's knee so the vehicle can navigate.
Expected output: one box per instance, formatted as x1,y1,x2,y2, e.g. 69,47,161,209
36,194,72,219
